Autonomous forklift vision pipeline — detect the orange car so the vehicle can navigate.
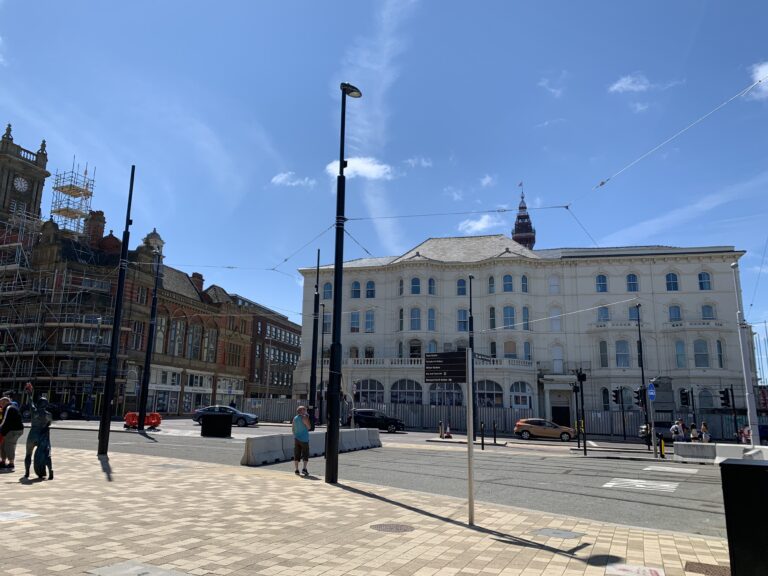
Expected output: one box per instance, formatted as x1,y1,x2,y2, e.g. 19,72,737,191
514,418,575,441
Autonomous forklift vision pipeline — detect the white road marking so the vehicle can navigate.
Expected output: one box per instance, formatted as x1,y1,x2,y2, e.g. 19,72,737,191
588,441,599,447
602,478,679,493
643,466,698,474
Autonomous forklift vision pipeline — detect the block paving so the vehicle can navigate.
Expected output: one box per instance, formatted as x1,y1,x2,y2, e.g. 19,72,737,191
0,448,730,576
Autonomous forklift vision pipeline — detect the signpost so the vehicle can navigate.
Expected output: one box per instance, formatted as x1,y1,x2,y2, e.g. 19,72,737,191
647,382,658,458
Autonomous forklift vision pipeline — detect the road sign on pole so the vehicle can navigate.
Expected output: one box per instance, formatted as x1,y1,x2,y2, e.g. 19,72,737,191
425,352,468,384
647,382,656,402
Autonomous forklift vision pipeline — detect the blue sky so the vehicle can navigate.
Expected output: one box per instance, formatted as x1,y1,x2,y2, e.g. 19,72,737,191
1,0,767,338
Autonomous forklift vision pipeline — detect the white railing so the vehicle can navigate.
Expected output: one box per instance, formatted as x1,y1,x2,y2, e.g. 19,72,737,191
314,357,534,369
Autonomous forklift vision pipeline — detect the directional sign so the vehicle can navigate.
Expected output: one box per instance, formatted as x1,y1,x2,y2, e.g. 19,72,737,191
473,352,493,362
647,382,656,402
425,351,467,384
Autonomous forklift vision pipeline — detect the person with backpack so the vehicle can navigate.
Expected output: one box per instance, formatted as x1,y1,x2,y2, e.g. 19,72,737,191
670,420,685,443
0,396,24,472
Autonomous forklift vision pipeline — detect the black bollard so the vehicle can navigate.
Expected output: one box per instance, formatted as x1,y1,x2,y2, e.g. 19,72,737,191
493,420,497,445
481,421,485,450
438,420,443,439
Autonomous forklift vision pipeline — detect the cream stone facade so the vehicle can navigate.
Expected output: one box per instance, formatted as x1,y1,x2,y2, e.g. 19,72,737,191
293,234,755,426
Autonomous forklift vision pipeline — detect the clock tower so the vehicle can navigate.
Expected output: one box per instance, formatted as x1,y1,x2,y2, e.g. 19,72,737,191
0,123,51,220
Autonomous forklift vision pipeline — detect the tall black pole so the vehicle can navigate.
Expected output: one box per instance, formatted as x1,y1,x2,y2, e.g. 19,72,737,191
636,303,649,427
468,275,477,438
98,165,135,455
326,82,361,484
138,249,162,430
690,387,697,426
579,371,587,456
620,387,626,441
308,250,320,430
319,303,325,426
574,384,581,449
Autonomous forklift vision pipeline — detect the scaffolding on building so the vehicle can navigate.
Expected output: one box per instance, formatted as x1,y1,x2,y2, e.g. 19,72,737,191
50,166,93,236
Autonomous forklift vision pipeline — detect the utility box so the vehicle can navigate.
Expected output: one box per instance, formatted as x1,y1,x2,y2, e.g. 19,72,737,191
719,458,768,575
200,413,232,438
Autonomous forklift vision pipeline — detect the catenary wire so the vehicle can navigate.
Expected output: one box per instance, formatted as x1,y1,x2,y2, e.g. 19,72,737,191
748,231,768,312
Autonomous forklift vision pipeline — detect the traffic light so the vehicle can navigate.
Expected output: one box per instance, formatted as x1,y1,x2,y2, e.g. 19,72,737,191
719,389,731,408
611,389,621,404
633,387,646,408
680,388,690,406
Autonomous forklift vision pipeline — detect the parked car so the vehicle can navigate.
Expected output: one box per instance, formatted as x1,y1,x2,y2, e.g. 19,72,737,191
638,422,674,443
514,418,574,441
20,402,83,421
192,405,258,427
344,409,405,433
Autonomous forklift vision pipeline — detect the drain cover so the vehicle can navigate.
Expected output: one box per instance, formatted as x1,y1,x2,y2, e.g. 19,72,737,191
684,562,730,576
533,528,585,539
370,523,415,533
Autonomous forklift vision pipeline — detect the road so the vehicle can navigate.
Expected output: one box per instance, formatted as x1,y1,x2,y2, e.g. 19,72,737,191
47,423,725,538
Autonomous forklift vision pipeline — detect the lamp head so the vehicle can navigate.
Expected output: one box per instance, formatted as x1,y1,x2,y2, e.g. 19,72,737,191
340,82,362,98
730,262,738,270
468,274,475,280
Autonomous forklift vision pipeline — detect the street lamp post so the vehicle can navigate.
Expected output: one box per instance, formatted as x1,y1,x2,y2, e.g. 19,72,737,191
308,250,321,429
138,249,162,430
326,82,362,484
730,262,761,446
319,303,326,425
468,274,477,438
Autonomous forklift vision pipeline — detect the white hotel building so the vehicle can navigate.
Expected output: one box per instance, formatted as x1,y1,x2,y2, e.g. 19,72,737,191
293,195,757,427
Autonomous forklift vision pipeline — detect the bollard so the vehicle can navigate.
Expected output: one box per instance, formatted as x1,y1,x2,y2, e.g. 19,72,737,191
658,434,666,459
493,421,497,445
481,422,485,450
439,420,444,439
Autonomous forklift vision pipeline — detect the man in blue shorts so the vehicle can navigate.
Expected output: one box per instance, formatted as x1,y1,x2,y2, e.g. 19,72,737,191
292,405,311,476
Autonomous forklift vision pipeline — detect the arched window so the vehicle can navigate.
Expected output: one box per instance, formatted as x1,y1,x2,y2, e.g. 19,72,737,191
548,275,560,295
427,340,438,353
398,278,404,296
511,381,532,409
666,273,679,291
503,306,516,329
488,276,495,294
428,308,436,331
521,275,529,293
675,340,686,368
694,339,709,368
596,274,608,293
621,387,634,408
428,278,436,295
355,379,384,404
349,346,359,359
552,345,564,373
169,318,186,357
429,383,463,406
699,389,714,408
702,305,715,320
489,306,496,330
599,340,608,368
410,307,421,330
202,326,217,362
601,388,610,411
411,277,421,295
522,306,530,330
503,340,517,359
503,274,513,292
186,323,202,360
398,308,404,331
457,278,466,296
669,305,682,322
615,340,630,367
626,274,639,292
409,339,422,358
154,316,168,354
391,379,422,404
477,380,503,407
523,341,532,361
698,272,712,291
717,339,724,368
322,311,331,334
323,282,332,299
351,281,361,298
550,307,562,332
366,281,376,298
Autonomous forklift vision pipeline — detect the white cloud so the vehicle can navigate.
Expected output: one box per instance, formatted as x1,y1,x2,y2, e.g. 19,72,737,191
458,214,505,234
609,73,651,93
444,186,463,202
748,61,768,100
480,174,496,188
270,171,316,188
404,156,432,168
630,101,650,113
537,72,568,98
534,118,566,129
325,157,393,180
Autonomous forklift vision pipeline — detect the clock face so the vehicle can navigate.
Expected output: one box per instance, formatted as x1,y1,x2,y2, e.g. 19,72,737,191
13,176,30,193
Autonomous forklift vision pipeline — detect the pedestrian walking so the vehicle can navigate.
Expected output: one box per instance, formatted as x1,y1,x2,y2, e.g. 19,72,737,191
670,420,685,443
0,396,24,472
701,422,711,443
22,384,53,480
690,424,700,442
292,405,311,477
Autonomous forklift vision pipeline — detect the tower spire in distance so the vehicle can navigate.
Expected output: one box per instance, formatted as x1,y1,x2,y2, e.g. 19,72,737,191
512,181,536,249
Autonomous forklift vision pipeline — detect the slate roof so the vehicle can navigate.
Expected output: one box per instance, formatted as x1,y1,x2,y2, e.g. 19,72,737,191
161,266,201,300
204,285,232,304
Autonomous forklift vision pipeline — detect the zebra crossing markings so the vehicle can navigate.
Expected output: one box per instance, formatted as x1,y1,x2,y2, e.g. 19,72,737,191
643,466,698,474
602,478,679,493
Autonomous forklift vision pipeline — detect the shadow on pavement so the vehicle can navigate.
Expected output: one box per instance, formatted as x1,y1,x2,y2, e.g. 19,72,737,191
98,454,113,482
335,483,595,562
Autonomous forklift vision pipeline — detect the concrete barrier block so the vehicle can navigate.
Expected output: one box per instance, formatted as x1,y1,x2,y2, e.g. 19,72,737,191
673,442,716,463
309,431,326,457
355,428,370,449
367,428,382,448
339,429,358,452
240,435,287,466
281,434,295,461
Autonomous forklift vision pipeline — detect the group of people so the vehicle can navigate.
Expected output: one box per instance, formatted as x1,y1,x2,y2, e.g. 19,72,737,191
0,383,54,479
670,419,711,443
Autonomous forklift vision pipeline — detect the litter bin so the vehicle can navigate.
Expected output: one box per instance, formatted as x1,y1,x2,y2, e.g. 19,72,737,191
720,458,768,575
200,413,232,438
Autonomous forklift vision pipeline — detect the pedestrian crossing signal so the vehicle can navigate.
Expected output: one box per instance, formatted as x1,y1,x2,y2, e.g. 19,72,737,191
611,389,621,404
680,388,690,406
633,387,645,408
719,389,731,408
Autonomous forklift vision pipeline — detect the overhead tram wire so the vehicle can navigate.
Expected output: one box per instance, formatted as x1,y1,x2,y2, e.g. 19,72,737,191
563,205,600,248
343,229,374,257
748,231,768,313
577,71,768,202
346,204,568,222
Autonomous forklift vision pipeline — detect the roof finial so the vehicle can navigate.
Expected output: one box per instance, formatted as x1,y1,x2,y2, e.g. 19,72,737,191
38,139,47,155
3,123,12,140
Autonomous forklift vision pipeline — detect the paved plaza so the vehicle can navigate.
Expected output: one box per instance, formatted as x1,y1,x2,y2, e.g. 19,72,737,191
0,447,730,576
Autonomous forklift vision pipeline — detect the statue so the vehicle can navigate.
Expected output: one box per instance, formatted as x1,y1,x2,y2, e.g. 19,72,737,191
23,384,53,480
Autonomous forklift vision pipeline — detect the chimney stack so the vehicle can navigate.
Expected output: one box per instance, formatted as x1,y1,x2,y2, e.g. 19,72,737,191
84,210,106,248
191,272,204,292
